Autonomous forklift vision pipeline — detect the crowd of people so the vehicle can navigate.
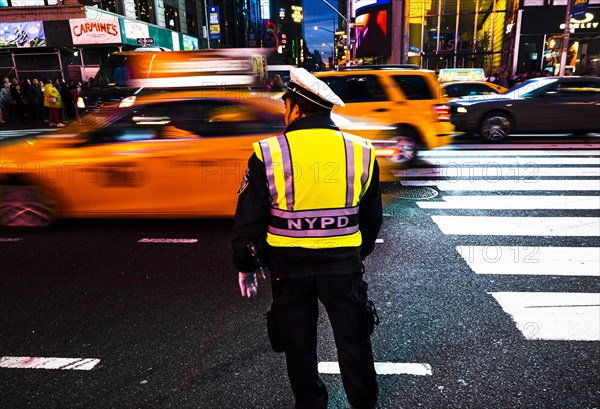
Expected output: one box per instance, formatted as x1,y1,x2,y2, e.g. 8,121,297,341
485,66,546,89
0,77,88,127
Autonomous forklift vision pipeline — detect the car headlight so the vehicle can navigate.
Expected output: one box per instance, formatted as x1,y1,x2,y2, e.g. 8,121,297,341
456,106,468,114
119,96,137,108
77,97,85,109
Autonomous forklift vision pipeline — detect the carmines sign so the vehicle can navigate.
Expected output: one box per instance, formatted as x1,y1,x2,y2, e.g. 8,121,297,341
69,18,122,45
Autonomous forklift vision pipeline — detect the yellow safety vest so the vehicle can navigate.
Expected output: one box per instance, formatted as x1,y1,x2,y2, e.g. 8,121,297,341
253,127,376,249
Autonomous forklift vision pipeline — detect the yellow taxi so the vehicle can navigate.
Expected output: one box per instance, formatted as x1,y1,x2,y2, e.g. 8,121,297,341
315,66,457,164
0,89,401,228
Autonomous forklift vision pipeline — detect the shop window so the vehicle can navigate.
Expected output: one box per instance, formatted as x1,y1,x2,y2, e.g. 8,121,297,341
186,12,198,38
136,0,153,24
163,0,180,32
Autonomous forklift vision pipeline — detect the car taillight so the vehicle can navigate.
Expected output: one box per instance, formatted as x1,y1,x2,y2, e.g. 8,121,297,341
434,104,450,121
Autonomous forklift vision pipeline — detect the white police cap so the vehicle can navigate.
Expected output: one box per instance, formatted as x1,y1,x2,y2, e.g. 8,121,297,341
283,67,345,109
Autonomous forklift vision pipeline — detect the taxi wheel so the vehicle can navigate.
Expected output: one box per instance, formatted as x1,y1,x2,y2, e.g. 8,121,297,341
393,128,420,164
393,136,418,164
480,113,511,142
0,185,59,228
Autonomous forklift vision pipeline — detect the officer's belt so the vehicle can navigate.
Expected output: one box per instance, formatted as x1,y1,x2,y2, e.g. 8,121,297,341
268,207,360,238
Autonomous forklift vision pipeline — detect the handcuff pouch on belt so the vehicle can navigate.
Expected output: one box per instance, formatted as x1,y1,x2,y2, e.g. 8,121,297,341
360,281,380,337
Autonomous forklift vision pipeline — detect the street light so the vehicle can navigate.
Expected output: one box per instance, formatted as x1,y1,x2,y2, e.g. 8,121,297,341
322,43,334,56
322,43,335,70
314,26,334,34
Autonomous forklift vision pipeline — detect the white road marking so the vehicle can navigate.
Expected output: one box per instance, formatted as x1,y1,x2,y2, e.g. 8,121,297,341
318,362,432,376
431,216,600,236
489,292,600,341
396,167,600,178
402,180,600,191
457,246,600,277
417,196,600,210
422,157,600,165
376,239,384,243
0,238,23,242
419,149,600,157
138,238,198,243
0,356,100,370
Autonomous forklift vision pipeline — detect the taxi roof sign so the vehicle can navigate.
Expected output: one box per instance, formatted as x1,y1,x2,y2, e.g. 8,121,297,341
438,68,485,82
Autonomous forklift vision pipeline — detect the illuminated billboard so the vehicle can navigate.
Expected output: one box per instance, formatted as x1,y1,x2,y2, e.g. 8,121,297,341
0,22,46,48
354,0,391,14
355,8,391,57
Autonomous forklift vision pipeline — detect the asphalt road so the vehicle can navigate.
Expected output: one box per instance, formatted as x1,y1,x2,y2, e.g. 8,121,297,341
1,138,599,408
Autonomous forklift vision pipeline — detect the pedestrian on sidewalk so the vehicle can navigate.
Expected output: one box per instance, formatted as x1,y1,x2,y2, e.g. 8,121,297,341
43,78,65,127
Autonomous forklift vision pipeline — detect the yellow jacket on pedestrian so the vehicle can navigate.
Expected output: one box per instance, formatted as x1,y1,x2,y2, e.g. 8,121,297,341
43,83,62,109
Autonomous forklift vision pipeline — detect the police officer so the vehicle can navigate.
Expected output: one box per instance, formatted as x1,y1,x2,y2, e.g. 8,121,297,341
232,68,382,409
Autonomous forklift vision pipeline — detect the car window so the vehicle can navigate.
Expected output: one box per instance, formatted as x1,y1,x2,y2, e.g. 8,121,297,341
557,81,600,97
84,112,162,145
540,81,600,98
129,100,281,137
443,84,463,97
391,75,434,100
319,75,387,103
470,84,499,95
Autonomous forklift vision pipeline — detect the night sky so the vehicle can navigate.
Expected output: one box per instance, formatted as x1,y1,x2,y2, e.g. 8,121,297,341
303,0,341,59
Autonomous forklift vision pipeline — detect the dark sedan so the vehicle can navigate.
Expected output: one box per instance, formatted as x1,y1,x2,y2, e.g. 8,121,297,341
449,76,600,141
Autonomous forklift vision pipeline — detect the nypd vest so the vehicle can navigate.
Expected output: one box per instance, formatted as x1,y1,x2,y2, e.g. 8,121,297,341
253,128,376,249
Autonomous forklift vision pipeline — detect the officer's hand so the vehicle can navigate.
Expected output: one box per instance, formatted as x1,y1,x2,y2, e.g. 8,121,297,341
238,271,258,299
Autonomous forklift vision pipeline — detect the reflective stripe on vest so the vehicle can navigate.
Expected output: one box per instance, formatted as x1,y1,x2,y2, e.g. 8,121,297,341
253,128,375,249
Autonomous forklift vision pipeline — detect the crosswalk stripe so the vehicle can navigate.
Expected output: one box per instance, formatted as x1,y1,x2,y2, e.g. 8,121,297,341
419,145,600,343
396,167,600,178
417,196,600,209
457,246,600,277
419,150,600,157
431,216,600,236
318,362,432,376
422,157,600,165
0,356,100,370
403,180,600,191
138,238,198,243
488,292,600,341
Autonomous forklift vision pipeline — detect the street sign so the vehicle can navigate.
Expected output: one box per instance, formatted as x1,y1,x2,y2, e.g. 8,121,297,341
137,38,155,45
572,0,589,19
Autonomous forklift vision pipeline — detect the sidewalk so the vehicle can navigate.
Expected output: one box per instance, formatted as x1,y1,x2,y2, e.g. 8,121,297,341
0,122,56,131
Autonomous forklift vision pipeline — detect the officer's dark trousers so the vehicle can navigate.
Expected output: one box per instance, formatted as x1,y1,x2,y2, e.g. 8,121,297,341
272,274,378,409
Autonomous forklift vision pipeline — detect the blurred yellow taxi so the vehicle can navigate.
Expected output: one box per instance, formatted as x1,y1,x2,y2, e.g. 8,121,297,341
0,90,285,228
0,89,402,228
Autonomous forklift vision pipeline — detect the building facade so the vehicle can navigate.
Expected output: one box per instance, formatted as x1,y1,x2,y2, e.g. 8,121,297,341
514,0,599,76
0,0,264,82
